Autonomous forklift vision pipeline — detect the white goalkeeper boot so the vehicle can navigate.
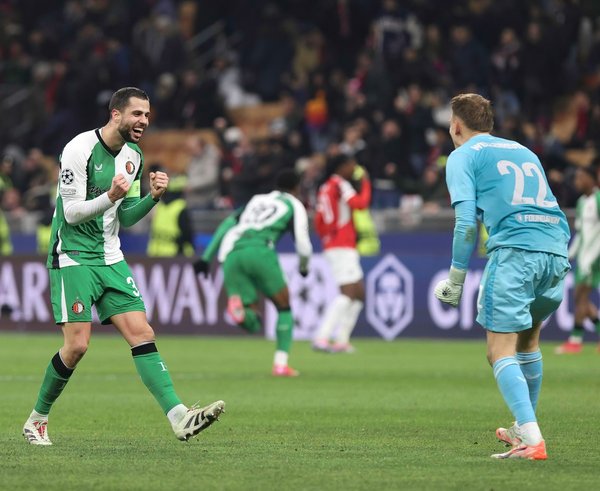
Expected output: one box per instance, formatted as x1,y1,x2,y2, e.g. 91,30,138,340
172,400,225,442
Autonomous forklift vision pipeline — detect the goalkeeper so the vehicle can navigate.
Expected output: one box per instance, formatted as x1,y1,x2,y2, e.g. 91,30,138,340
434,94,570,460
194,170,312,377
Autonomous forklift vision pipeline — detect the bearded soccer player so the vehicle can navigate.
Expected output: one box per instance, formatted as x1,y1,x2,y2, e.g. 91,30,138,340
434,93,570,460
23,87,224,445
194,170,312,377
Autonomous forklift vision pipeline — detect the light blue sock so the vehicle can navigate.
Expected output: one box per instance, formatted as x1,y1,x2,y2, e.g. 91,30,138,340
492,356,536,426
516,350,543,412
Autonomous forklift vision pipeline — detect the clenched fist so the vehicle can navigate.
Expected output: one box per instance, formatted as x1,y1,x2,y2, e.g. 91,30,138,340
108,174,130,202
150,171,169,200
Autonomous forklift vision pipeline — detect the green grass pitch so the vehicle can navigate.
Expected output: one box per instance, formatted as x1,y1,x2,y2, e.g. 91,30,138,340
1,333,599,490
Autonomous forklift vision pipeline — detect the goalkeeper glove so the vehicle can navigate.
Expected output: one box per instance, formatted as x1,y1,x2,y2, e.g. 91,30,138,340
193,258,210,276
434,266,467,307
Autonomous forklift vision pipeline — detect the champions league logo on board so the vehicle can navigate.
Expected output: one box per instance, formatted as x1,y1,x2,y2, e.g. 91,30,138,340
366,254,414,340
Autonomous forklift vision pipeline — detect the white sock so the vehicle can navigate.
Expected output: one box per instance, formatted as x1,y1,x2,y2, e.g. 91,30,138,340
519,422,543,445
568,335,583,344
274,350,289,367
30,409,48,421
167,404,188,426
315,295,352,341
334,300,363,344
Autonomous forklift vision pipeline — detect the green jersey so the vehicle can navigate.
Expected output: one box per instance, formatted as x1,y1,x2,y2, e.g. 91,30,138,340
48,129,144,268
569,188,600,274
216,191,312,263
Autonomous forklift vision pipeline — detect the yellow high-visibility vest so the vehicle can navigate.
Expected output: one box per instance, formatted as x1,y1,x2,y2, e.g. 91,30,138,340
37,224,52,256
147,199,194,257
0,211,12,256
353,208,380,256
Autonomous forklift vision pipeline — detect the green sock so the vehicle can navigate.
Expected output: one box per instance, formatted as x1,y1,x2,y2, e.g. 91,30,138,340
591,317,600,334
34,352,74,415
572,324,585,339
240,308,262,333
275,309,294,353
132,343,182,414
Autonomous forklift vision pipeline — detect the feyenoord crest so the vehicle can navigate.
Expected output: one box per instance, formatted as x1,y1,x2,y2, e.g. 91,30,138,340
125,161,135,175
72,300,85,314
60,168,74,185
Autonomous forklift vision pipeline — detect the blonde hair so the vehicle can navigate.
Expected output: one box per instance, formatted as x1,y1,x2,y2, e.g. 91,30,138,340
450,93,494,132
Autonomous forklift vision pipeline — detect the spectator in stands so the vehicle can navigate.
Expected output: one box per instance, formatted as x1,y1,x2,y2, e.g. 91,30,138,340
448,25,489,93
184,135,221,210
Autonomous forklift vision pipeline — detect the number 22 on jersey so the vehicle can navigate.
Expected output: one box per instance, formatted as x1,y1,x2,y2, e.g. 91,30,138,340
497,160,557,208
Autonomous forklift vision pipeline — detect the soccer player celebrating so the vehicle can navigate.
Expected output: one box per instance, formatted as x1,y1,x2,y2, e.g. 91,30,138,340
23,87,224,446
556,161,600,354
194,170,313,377
434,93,570,460
312,155,371,353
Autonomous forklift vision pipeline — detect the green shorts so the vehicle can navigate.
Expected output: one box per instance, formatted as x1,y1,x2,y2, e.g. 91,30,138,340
49,261,145,325
575,260,600,288
222,246,286,305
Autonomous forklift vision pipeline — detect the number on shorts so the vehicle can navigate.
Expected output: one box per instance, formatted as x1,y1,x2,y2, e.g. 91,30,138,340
126,276,140,297
496,160,557,208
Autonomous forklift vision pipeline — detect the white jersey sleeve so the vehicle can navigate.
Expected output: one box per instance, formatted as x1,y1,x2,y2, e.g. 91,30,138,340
60,137,114,225
289,194,313,262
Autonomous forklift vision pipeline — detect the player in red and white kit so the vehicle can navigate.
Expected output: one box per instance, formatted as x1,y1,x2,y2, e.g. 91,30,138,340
313,154,372,353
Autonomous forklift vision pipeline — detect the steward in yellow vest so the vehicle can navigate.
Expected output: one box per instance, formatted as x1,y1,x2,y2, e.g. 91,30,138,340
0,209,12,255
147,175,195,257
351,165,380,256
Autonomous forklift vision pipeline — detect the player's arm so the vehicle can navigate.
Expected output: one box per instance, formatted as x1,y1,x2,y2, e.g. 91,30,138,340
118,171,167,227
60,145,120,225
289,196,313,276
434,151,477,307
193,208,242,275
567,234,579,261
177,207,195,256
577,201,600,274
343,173,372,210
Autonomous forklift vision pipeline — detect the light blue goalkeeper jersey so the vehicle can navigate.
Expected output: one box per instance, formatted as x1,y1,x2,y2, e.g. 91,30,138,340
446,134,570,256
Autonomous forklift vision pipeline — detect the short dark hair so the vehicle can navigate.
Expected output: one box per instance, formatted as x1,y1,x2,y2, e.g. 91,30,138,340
108,87,149,112
326,154,353,176
451,93,494,132
275,169,301,192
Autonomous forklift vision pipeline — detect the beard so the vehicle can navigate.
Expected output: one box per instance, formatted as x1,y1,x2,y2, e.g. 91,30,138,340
117,123,141,143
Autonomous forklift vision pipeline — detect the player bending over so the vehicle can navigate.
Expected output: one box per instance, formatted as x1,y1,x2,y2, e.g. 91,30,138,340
435,93,570,460
23,87,224,446
194,170,313,377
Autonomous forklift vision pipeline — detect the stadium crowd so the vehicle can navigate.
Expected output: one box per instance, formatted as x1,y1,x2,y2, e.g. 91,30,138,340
2,0,600,229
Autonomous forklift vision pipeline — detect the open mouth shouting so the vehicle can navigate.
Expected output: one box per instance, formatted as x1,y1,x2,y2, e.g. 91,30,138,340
131,126,145,139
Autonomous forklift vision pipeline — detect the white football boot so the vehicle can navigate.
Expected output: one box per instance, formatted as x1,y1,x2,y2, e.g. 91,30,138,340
23,418,52,445
172,400,225,442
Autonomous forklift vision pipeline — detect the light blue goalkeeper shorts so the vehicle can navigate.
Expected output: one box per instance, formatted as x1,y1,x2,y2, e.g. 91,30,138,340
476,247,570,332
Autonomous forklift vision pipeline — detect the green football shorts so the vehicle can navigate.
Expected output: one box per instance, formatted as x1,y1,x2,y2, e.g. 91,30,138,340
49,261,145,325
222,246,286,305
575,259,600,288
